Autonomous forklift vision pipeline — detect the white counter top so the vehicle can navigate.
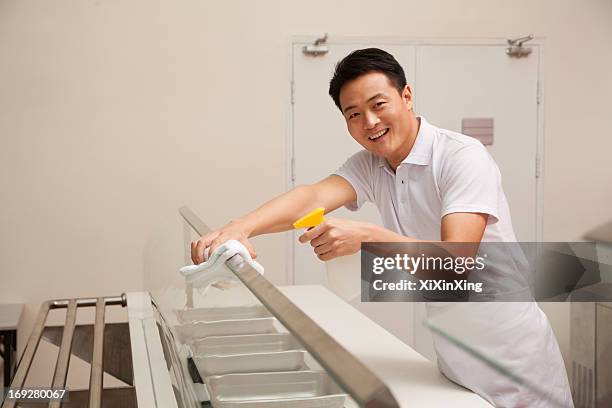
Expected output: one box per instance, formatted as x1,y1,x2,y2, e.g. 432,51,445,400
0,303,23,330
279,285,491,407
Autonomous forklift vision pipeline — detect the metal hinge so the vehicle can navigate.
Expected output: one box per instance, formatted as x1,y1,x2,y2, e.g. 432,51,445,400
536,80,542,105
506,34,533,58
302,33,329,56
291,80,295,105
535,156,542,178
291,156,296,181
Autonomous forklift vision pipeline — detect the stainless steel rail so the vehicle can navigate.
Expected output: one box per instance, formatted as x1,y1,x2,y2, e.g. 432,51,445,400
88,298,106,408
2,294,126,408
49,299,77,408
179,205,400,408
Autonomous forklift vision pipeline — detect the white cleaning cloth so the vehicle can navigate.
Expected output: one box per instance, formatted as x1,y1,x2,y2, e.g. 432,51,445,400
179,240,264,287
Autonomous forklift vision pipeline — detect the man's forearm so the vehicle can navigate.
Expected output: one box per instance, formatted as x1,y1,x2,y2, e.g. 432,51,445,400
361,223,481,280
364,223,419,243
230,185,323,237
363,223,479,255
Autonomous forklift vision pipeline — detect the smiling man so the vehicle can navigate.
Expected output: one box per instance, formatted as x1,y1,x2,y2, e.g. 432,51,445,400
191,48,573,407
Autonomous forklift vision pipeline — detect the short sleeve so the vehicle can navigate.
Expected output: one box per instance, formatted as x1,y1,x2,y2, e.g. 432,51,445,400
439,144,500,223
333,150,375,211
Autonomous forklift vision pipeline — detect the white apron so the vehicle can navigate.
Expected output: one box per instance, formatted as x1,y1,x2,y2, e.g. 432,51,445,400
427,302,574,407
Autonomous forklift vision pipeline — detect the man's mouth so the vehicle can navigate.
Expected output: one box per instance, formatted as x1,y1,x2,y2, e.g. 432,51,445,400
368,128,389,141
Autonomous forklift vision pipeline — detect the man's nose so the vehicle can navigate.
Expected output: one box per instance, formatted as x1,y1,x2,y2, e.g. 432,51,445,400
364,111,380,130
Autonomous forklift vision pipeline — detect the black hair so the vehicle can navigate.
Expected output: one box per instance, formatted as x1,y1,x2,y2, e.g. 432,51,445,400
328,48,407,111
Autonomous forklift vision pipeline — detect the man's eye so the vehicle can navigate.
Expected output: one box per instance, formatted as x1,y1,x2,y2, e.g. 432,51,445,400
375,101,386,108
348,112,359,120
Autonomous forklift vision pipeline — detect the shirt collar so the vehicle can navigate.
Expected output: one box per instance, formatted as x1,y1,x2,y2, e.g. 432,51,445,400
377,116,434,171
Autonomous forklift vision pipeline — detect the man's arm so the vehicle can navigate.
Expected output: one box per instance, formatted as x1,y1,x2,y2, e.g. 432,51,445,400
190,175,356,264
299,212,488,261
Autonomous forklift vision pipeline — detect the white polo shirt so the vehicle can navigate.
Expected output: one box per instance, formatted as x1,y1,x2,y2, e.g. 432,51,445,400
335,116,516,242
334,117,574,407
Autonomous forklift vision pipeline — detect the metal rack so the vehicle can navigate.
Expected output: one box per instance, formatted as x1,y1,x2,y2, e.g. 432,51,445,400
2,295,127,408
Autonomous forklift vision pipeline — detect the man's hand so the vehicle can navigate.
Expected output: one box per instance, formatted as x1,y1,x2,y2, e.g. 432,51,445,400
298,218,370,261
190,221,256,265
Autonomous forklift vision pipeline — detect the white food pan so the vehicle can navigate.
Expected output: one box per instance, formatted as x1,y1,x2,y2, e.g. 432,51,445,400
177,305,271,324
194,350,306,376
191,333,301,356
175,317,276,343
205,371,347,408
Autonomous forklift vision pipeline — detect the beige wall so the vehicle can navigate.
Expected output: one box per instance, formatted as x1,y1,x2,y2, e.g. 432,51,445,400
1,0,611,376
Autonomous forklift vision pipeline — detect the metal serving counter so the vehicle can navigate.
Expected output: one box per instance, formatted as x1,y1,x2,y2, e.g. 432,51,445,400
1,207,490,407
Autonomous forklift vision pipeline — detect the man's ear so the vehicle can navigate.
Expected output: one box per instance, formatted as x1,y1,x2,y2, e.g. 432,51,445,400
402,85,414,110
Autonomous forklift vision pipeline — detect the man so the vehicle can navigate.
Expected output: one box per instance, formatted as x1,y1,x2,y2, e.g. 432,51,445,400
191,48,573,407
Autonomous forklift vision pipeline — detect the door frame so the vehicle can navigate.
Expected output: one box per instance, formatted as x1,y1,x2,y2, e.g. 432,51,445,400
287,36,545,285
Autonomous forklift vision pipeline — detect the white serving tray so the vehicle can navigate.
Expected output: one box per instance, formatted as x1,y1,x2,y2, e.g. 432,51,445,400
194,350,306,377
190,333,301,355
177,305,271,324
175,317,276,342
205,371,347,408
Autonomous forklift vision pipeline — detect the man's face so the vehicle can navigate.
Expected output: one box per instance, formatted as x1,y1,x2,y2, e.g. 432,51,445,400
339,72,415,166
